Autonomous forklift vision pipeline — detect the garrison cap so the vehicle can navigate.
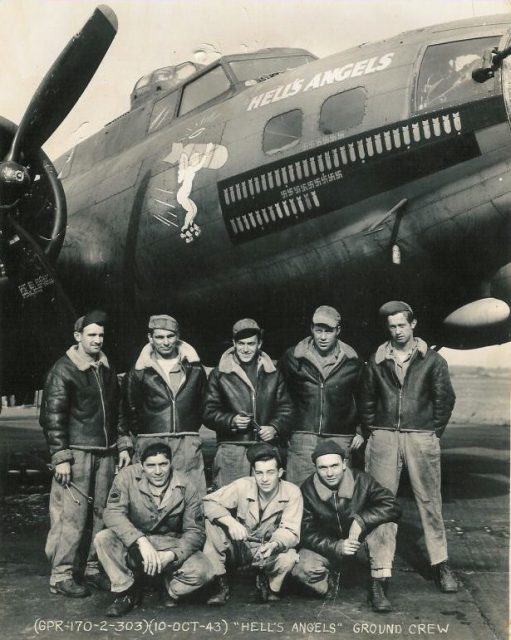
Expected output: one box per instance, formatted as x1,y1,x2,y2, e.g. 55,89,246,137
232,318,261,340
378,301,413,319
246,442,282,467
74,310,107,332
312,305,341,328
311,439,346,463
148,315,179,333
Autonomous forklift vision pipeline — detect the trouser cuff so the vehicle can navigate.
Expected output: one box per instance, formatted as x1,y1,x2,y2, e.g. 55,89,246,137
370,568,392,578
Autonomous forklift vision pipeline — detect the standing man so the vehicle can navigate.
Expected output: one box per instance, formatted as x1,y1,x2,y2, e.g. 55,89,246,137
122,315,207,496
361,301,457,610
203,443,302,605
279,305,365,486
291,440,400,611
95,441,213,617
203,319,292,488
40,310,131,598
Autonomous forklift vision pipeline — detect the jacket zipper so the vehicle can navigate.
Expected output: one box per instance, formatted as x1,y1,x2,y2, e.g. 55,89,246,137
92,368,108,446
318,380,324,434
333,493,343,537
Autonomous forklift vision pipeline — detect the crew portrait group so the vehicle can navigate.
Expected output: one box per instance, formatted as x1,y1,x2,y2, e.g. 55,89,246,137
39,302,458,618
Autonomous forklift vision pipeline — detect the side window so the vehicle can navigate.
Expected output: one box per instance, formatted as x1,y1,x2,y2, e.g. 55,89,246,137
148,91,179,133
319,87,367,134
416,36,500,112
179,66,231,116
263,110,302,155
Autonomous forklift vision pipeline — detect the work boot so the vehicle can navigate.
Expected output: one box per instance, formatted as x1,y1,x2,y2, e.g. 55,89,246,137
434,562,458,593
207,575,230,606
369,578,392,613
255,572,280,602
106,588,137,617
326,570,341,599
84,573,111,592
50,578,90,598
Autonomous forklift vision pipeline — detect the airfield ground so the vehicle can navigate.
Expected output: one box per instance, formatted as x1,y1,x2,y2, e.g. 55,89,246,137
0,370,508,640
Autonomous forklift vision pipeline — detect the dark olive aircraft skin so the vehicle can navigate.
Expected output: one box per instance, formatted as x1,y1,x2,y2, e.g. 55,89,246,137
3,13,511,391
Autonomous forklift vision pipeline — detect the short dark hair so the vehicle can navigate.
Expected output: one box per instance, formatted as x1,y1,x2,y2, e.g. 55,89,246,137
140,442,172,463
251,453,280,469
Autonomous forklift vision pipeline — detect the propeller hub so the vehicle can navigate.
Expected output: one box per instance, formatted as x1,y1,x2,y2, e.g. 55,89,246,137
0,160,30,189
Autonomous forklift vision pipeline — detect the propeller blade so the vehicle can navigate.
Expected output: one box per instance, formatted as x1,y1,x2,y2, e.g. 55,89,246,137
7,5,117,162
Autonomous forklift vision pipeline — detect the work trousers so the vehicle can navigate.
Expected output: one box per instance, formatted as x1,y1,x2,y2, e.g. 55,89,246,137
45,449,115,586
135,433,206,498
286,433,354,486
203,520,298,593
365,430,448,577
212,442,255,489
94,529,214,597
291,548,334,595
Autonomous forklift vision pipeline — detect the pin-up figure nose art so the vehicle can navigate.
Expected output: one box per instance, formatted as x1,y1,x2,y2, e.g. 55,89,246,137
163,142,228,243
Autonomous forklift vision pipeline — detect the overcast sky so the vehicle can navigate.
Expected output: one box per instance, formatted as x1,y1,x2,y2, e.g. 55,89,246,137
1,0,510,367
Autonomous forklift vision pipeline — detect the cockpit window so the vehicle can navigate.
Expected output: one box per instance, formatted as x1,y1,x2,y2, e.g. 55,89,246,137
416,36,500,112
263,109,302,154
178,66,231,116
148,91,180,133
230,55,314,84
135,74,151,91
320,87,367,134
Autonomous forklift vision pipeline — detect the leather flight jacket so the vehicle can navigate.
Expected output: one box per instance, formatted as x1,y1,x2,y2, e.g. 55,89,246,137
40,347,120,464
300,469,401,563
203,349,292,444
122,342,206,436
279,338,363,436
360,340,456,438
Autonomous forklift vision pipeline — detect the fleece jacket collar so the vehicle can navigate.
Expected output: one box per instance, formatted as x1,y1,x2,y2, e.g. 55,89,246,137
66,345,109,371
218,348,275,392
134,341,200,371
293,337,358,362
313,467,355,501
374,337,428,365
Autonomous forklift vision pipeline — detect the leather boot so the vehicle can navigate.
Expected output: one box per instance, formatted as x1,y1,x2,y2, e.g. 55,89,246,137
49,578,90,598
207,575,230,606
369,578,392,613
434,562,458,593
106,587,137,617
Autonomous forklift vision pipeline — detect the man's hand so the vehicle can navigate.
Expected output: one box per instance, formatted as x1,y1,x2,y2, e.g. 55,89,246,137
336,538,361,556
232,414,252,430
348,519,363,541
137,537,162,576
253,540,279,562
118,450,131,469
350,434,365,450
225,518,248,541
258,425,277,442
54,462,72,486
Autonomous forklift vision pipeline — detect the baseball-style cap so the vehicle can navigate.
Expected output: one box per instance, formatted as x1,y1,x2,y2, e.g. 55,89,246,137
232,318,261,339
378,301,413,319
148,315,179,333
311,439,346,463
74,310,107,332
246,442,282,467
312,305,341,328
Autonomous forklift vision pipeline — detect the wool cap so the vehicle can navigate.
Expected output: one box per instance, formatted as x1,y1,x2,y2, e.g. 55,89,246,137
232,318,261,339
246,442,282,467
74,310,107,332
148,315,179,333
378,300,413,319
311,439,346,463
312,305,341,328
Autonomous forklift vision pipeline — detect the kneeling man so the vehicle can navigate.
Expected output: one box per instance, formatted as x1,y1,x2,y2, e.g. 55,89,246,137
95,441,213,617
292,440,400,612
203,443,302,604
